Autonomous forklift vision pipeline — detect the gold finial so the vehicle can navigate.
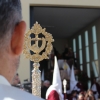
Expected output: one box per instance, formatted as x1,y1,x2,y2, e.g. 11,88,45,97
63,79,67,93
23,22,54,97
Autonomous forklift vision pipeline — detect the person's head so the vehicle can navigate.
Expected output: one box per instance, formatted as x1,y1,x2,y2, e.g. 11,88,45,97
83,91,87,95
43,80,50,88
74,68,80,75
71,90,77,97
0,0,26,84
93,78,96,83
87,89,93,96
78,93,84,100
68,47,72,53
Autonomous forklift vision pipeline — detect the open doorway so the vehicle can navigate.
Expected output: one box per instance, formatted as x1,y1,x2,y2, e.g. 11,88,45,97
30,6,100,87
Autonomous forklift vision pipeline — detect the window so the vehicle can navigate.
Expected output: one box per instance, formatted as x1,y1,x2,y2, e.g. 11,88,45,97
73,39,76,52
80,65,83,71
88,80,91,89
73,39,76,58
85,31,91,89
87,63,91,78
92,26,99,76
92,26,97,43
85,31,90,63
92,61,98,77
93,43,98,60
79,50,83,64
78,35,83,71
85,31,89,46
92,26,98,60
79,35,82,49
86,47,90,62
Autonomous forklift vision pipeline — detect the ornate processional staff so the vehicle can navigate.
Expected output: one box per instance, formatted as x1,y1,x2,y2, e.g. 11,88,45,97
63,79,67,100
23,22,54,97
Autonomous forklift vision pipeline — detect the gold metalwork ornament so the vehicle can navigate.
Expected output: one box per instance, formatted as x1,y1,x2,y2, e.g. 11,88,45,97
23,22,54,63
32,63,41,96
63,79,67,93
23,22,54,97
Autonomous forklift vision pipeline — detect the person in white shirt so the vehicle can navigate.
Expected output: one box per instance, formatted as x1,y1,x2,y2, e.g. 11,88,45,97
0,0,43,100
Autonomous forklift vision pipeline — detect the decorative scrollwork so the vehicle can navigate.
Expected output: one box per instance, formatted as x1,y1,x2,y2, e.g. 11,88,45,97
23,21,54,62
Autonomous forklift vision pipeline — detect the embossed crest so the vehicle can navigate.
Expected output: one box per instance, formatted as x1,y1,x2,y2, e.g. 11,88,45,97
23,22,54,63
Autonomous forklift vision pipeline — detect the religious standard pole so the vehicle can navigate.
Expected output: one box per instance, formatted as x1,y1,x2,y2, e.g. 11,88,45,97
23,22,54,97
63,79,67,100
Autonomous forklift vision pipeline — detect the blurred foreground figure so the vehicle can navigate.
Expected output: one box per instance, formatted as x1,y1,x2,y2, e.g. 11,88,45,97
0,0,43,100
77,93,85,100
85,90,95,100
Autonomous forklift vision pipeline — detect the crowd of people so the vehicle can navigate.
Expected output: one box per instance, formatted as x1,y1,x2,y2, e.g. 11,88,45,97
10,46,100,100
69,89,95,100
66,78,100,100
39,46,100,100
41,71,100,100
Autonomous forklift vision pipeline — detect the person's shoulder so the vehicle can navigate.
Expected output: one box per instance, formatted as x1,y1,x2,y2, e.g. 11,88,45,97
0,84,44,100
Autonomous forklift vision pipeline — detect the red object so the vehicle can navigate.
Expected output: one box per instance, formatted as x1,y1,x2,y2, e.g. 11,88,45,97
47,90,60,100
64,93,67,100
